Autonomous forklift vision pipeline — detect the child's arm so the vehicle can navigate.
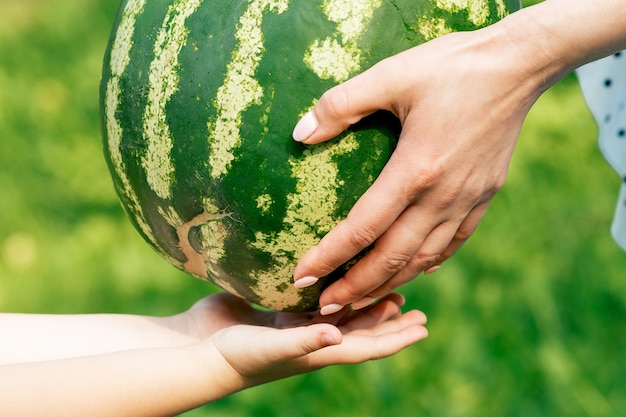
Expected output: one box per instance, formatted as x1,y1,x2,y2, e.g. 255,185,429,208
0,313,196,364
0,292,427,416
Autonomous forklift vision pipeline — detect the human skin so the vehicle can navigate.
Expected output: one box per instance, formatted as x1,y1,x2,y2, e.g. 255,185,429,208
292,0,626,315
0,292,427,416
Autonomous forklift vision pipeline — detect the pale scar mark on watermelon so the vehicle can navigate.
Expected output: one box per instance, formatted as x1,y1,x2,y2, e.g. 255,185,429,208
175,208,245,298
176,210,227,279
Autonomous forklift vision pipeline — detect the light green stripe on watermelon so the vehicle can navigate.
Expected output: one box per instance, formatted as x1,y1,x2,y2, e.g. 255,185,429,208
418,0,510,40
256,194,273,213
304,0,382,82
434,0,502,26
104,0,157,245
208,0,290,179
495,0,508,19
323,0,383,42
416,16,453,41
251,135,359,310
142,0,203,200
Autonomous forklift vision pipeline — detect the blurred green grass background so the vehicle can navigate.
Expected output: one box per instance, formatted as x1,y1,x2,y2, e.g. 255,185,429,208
1,1,625,416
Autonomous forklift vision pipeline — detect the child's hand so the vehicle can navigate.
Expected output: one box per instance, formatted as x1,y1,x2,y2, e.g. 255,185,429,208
0,292,426,415
186,292,427,391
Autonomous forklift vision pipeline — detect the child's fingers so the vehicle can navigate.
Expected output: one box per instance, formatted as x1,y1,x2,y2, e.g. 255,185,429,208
335,294,407,331
309,315,428,366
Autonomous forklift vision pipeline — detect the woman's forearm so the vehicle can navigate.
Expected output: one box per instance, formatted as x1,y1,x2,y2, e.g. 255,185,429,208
504,0,626,91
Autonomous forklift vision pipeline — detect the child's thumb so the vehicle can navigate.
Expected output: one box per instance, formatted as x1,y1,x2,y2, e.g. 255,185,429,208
268,324,342,362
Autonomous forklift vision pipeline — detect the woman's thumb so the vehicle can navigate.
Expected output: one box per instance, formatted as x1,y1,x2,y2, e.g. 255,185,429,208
292,64,391,144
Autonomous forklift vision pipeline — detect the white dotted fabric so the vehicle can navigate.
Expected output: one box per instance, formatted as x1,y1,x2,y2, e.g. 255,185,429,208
577,51,626,251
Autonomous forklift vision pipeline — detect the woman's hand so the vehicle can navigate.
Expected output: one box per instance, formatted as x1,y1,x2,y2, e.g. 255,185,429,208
291,16,556,315
185,292,428,390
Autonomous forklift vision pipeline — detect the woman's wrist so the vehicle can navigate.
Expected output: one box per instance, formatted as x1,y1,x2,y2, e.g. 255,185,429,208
491,6,571,102
499,0,626,95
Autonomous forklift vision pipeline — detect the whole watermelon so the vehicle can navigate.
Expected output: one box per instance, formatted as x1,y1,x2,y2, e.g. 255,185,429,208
100,0,521,311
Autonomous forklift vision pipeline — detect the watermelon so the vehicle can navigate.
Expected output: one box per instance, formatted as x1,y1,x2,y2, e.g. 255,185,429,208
100,0,521,311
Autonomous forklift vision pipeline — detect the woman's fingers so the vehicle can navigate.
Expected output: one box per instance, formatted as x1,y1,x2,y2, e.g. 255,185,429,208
425,199,492,271
314,184,494,312
293,142,425,289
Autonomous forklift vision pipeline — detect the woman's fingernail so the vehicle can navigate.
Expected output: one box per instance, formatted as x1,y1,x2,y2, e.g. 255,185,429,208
294,276,319,289
292,111,318,142
352,297,377,310
320,304,344,316
424,265,441,275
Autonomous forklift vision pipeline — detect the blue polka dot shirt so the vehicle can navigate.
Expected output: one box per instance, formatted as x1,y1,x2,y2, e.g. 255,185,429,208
578,51,626,251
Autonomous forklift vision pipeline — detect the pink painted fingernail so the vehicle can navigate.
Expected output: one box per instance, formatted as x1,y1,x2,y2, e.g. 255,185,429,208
320,303,344,316
352,297,377,310
294,276,319,289
292,111,318,142
424,265,441,275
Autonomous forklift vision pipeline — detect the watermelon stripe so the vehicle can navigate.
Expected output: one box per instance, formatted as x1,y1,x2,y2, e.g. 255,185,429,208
251,136,359,310
416,16,453,41
104,0,157,245
467,0,490,26
495,0,508,19
304,0,382,82
434,0,509,25
323,0,383,42
416,0,510,41
142,0,204,200
207,0,290,180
